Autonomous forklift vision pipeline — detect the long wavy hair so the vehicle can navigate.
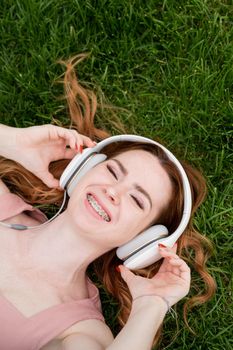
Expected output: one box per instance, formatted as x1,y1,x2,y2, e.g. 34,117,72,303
0,54,216,347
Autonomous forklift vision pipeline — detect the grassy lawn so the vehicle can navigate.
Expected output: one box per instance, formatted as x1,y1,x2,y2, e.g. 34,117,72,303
0,0,232,349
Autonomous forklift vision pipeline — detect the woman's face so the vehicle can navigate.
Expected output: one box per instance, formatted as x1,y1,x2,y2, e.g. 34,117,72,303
67,149,172,249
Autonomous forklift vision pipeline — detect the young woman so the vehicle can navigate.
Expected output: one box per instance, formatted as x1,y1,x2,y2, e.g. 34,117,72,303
0,55,216,350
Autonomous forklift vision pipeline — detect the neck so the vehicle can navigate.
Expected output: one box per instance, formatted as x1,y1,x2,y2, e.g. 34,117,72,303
14,212,106,297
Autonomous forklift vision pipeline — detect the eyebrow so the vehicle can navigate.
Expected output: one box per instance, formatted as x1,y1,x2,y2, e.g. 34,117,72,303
111,158,153,209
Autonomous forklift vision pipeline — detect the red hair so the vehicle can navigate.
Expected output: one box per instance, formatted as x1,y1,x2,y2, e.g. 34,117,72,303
0,54,216,347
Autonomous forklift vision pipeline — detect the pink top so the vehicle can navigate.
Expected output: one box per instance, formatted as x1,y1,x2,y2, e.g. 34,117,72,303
0,193,105,350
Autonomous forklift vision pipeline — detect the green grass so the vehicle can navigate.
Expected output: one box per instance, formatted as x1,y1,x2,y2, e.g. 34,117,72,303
0,0,232,349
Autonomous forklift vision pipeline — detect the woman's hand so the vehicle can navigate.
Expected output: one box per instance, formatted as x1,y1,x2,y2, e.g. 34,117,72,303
1,124,96,188
118,244,191,308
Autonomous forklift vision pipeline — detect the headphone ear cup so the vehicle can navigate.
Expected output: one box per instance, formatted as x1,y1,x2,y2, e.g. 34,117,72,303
116,225,168,261
60,149,107,196
60,152,85,190
67,153,107,196
122,238,166,270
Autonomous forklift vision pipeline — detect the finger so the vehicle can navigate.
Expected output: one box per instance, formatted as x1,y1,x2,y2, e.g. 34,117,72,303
167,258,183,276
63,148,78,159
179,260,191,283
68,129,82,151
169,258,191,281
68,129,95,146
158,260,174,274
171,242,178,253
157,246,180,274
50,126,77,150
159,243,177,253
159,245,179,260
36,171,59,188
81,135,97,148
69,130,96,151
45,147,77,163
117,265,135,285
168,257,184,266
74,139,83,153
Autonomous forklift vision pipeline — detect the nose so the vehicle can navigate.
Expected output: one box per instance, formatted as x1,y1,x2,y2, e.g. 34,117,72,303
103,185,121,205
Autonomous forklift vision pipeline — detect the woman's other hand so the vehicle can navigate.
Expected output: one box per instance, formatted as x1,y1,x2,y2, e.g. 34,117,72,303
1,124,96,188
118,244,191,309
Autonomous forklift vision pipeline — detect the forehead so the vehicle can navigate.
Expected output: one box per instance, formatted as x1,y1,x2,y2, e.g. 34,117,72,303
113,149,163,175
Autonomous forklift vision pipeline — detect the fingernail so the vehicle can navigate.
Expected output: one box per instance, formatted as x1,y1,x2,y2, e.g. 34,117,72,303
158,243,167,248
115,265,121,273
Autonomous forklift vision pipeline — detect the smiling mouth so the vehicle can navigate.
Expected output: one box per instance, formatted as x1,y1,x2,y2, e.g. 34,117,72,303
87,194,111,222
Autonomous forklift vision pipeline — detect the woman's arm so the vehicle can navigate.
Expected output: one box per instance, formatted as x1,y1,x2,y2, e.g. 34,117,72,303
107,296,166,350
0,124,18,160
62,245,190,350
61,297,166,350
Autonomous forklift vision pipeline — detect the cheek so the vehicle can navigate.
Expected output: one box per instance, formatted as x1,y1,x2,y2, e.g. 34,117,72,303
116,214,145,244
120,209,157,243
67,165,107,195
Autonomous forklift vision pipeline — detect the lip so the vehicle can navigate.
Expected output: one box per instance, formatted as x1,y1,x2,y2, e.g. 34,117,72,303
86,192,112,222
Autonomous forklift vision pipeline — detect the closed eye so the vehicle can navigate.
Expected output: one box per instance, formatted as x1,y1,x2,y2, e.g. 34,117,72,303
131,195,144,210
107,165,118,180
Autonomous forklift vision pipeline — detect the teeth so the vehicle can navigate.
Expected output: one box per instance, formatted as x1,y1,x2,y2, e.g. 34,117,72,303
87,194,110,222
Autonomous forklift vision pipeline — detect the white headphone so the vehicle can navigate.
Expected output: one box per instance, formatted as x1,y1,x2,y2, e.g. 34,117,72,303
60,135,192,270
0,135,192,270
